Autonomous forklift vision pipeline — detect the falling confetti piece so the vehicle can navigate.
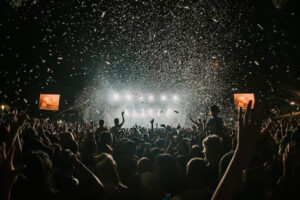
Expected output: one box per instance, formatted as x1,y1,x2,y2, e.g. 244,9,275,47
257,24,264,30
254,60,259,66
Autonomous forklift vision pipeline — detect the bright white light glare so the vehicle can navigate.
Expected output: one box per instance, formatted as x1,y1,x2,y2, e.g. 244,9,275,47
126,94,132,101
132,110,137,117
290,101,295,105
113,93,120,100
1,105,4,110
147,109,153,116
161,95,167,101
157,109,162,116
173,95,178,101
140,109,146,118
148,94,154,101
167,108,172,114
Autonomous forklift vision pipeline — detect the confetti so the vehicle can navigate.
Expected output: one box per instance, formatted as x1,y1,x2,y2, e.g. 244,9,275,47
257,24,264,30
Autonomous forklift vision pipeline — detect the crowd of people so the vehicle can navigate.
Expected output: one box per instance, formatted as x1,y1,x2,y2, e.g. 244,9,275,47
0,101,300,200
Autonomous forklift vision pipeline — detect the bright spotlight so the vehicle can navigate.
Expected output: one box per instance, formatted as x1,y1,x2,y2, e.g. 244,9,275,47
148,94,154,101
1,105,4,110
161,95,167,101
172,95,178,101
113,93,120,101
126,94,132,101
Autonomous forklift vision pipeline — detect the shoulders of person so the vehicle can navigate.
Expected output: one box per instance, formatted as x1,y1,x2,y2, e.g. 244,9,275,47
110,126,117,131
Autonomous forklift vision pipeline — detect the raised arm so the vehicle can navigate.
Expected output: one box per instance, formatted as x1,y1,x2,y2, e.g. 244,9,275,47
212,101,272,200
74,155,104,194
189,116,200,126
150,118,154,133
9,111,28,153
119,111,125,128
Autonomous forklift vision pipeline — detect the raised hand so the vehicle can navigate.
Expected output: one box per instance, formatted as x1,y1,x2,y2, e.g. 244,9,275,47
10,110,29,130
150,118,154,124
281,143,300,177
121,111,125,116
212,101,272,200
237,101,272,152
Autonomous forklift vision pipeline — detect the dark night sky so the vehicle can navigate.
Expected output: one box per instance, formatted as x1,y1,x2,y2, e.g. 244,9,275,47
0,0,299,119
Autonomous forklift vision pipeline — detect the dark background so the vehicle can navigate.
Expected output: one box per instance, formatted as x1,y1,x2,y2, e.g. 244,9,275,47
0,0,299,120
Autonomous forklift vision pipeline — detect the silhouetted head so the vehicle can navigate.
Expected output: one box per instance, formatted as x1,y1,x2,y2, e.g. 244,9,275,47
186,158,207,186
99,119,105,127
177,139,190,155
114,118,119,126
153,154,181,176
210,105,220,117
124,140,137,156
138,157,151,174
95,153,121,184
54,149,75,175
202,134,223,165
153,154,184,195
191,144,203,158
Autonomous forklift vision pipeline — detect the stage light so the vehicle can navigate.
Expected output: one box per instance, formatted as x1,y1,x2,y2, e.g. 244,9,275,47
290,101,295,105
172,95,178,101
148,94,154,101
113,93,120,101
126,94,132,101
1,105,4,111
161,95,167,101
